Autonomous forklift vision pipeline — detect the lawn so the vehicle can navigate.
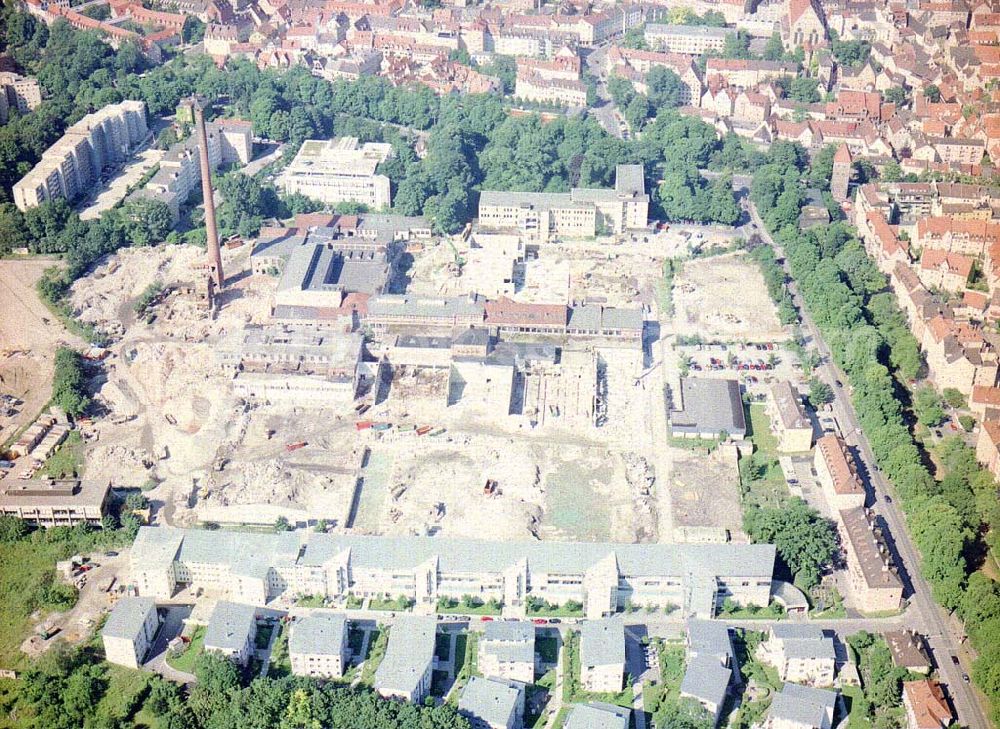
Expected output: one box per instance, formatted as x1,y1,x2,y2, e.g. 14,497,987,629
437,598,502,615
741,404,791,508
536,635,559,664
0,528,131,669
345,594,363,609
430,669,451,697
368,596,413,611
359,628,388,686
94,665,150,724
447,632,480,703
526,599,584,618
841,684,872,729
268,626,290,678
254,622,275,649
166,625,205,674
561,631,634,708
296,594,326,608
435,633,452,662
645,641,686,723
37,430,85,479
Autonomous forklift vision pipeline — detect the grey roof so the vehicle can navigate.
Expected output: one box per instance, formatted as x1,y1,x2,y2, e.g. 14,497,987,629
102,597,156,641
479,189,581,210
784,637,837,661
771,624,827,641
277,241,388,296
680,655,731,712
395,334,453,350
458,676,523,728
670,378,747,437
579,617,625,668
132,527,777,583
131,526,300,574
290,614,348,657
646,23,735,39
204,601,257,653
688,619,736,666
564,702,630,729
615,164,646,197
374,615,436,696
770,683,838,728
367,295,485,321
482,621,535,665
483,620,535,644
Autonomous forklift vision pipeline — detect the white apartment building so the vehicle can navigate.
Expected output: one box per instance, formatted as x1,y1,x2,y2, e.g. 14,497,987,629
479,165,648,242
130,119,253,222
278,137,393,209
579,617,625,693
102,597,159,669
13,100,148,210
644,24,735,54
374,615,436,703
478,621,536,685
204,601,257,667
127,527,777,620
289,614,350,678
0,72,42,123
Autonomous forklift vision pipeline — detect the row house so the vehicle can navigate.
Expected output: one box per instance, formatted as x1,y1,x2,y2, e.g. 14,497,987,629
918,249,973,293
922,315,999,396
915,218,1000,257
514,70,588,107
704,58,797,87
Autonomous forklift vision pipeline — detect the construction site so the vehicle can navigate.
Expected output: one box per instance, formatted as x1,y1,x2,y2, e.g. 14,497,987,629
9,128,797,549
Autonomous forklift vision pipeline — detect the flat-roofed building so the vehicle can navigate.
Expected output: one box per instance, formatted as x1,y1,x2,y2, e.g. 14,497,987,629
564,702,630,729
458,675,526,729
814,434,866,510
0,71,42,123
204,601,257,666
579,617,624,693
478,165,648,242
768,382,813,452
478,620,535,684
102,597,159,669
669,378,747,440
374,615,436,703
278,137,393,209
837,507,903,613
218,324,364,406
289,614,350,678
128,527,777,619
13,100,147,210
644,24,735,54
0,479,111,527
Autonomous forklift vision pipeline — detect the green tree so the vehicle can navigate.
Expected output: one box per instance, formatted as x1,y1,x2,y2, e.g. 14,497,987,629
924,85,941,103
763,32,785,61
52,347,90,417
646,66,685,110
744,498,838,589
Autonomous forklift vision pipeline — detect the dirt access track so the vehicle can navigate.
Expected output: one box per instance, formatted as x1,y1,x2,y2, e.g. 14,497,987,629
0,258,85,446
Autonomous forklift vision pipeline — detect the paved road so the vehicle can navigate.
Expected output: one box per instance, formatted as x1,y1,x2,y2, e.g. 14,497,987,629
747,199,990,729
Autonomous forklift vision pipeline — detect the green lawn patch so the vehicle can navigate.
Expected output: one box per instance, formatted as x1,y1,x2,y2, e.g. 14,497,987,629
95,665,150,724
296,594,326,608
561,631,633,708
437,597,502,615
368,596,414,611
37,430,85,479
430,669,451,697
268,626,290,678
536,635,559,664
0,526,132,669
347,625,366,657
435,633,452,662
359,627,388,686
345,594,363,609
165,625,205,674
254,622,274,649
526,598,584,618
447,632,480,703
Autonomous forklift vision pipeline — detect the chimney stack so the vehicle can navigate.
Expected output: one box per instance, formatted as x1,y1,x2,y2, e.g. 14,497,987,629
192,96,223,289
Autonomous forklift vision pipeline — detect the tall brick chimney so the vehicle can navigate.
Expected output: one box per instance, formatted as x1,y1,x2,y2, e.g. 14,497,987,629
192,96,223,289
